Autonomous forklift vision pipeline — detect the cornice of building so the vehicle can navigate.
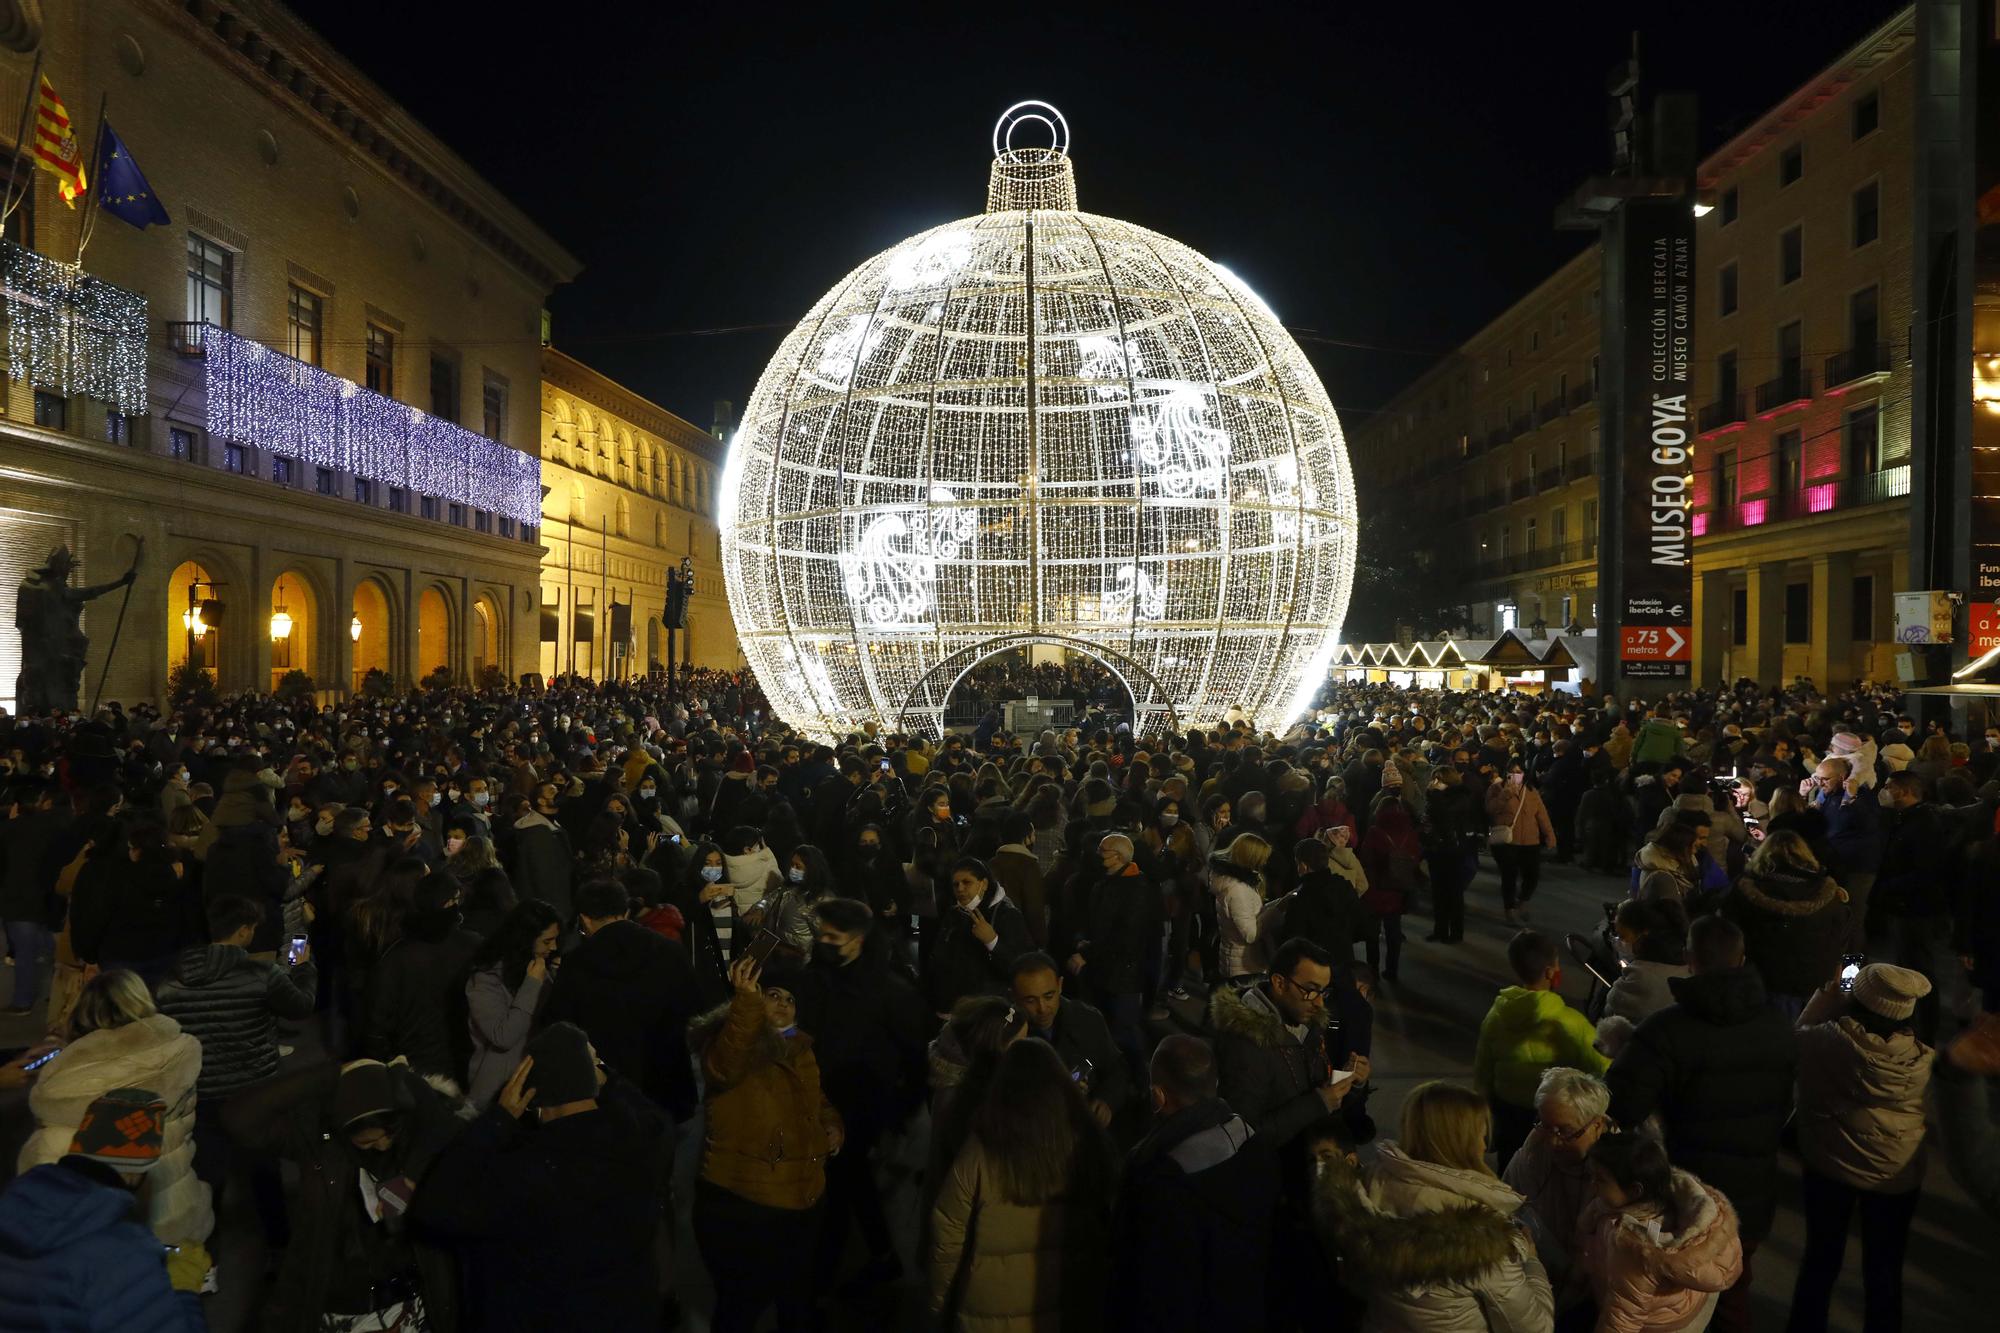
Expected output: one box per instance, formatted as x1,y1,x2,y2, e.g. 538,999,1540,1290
1698,4,1916,185
540,346,720,459
153,0,582,293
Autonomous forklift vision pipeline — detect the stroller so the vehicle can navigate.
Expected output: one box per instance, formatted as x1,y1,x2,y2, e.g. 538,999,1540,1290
1565,901,1624,1022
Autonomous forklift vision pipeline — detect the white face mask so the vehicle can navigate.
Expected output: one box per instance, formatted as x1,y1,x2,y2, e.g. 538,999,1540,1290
700,865,724,883
429,791,442,807
639,787,656,798
1159,813,1179,827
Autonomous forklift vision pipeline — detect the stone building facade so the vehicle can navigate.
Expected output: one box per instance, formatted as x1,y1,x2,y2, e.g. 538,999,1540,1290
1353,9,1914,689
0,0,578,710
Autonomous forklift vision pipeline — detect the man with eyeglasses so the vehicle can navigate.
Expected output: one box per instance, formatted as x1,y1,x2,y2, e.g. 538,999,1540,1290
1502,1067,1612,1322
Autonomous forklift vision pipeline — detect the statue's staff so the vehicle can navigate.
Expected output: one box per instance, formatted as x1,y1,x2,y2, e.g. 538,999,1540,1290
88,534,143,715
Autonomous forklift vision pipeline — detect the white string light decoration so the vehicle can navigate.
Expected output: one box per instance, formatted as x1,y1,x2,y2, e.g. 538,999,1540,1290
2,240,149,414
720,101,1357,743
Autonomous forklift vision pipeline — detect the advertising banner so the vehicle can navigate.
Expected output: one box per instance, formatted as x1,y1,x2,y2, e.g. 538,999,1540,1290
1619,196,1694,679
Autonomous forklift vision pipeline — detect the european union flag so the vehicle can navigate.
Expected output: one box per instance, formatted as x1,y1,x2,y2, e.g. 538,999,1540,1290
94,121,170,230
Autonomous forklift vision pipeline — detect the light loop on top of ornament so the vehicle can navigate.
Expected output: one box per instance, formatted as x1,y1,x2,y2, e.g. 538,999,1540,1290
993,100,1070,162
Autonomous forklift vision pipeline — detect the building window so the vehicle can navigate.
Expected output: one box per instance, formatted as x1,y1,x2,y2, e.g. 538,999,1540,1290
1852,575,1876,639
271,456,294,486
186,233,233,328
1851,285,1880,355
420,495,440,520
1778,320,1803,382
498,516,516,539
1720,187,1738,226
1732,588,1748,645
1719,262,1738,317
1852,182,1879,248
482,377,506,441
32,391,65,430
315,466,337,496
1779,225,1803,285
1583,499,1598,543
1784,582,1810,643
105,411,130,445
474,509,492,533
1846,404,1882,476
224,443,247,474
1776,429,1802,500
354,477,375,506
430,354,459,423
389,486,409,514
1779,144,1803,187
521,523,538,545
1717,449,1739,507
448,502,466,527
1525,517,1538,551
286,285,323,365
169,427,194,461
1551,506,1567,546
1717,349,1738,404
1852,90,1879,140
365,324,395,395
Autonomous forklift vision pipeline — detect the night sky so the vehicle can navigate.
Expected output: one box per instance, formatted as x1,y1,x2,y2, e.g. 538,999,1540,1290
288,0,1896,433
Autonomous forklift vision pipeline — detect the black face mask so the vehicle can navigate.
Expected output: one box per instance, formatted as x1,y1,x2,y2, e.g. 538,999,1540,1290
812,941,849,968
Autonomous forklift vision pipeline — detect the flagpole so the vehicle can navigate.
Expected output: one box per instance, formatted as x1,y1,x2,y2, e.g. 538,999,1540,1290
72,93,108,264
0,48,44,228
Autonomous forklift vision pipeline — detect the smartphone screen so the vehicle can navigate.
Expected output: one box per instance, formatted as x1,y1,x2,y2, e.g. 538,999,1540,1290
287,934,309,966
23,1048,60,1072
1838,952,1866,991
742,929,783,968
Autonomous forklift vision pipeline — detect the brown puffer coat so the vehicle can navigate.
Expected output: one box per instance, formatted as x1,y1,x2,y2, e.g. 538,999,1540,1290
1794,1014,1933,1192
690,989,841,1210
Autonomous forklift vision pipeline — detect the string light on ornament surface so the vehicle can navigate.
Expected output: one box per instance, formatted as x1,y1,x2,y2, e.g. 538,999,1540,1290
1,240,148,413
719,101,1357,743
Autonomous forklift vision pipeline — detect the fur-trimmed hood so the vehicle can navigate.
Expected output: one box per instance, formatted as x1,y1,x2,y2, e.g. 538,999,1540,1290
1207,980,1320,1050
1732,868,1845,917
687,996,809,1085
1312,1145,1528,1290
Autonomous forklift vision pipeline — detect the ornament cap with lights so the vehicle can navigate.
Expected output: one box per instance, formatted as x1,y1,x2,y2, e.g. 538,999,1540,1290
720,101,1357,744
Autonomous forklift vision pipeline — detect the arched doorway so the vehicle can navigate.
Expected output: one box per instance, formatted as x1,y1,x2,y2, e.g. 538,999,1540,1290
471,596,500,680
351,578,391,693
418,587,451,682
895,633,1179,742
166,558,222,685
269,570,316,693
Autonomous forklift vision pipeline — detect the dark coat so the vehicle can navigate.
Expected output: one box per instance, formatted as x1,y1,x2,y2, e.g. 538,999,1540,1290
1077,864,1158,996
1818,791,1883,880
1874,801,1960,918
1280,869,1362,959
798,949,930,1136
0,1159,206,1333
364,910,483,1082
203,819,289,953
223,1061,464,1333
155,943,318,1099
1109,1098,1281,1333
1605,966,1799,1242
1031,994,1133,1120
925,886,1032,1014
506,815,573,920
1207,980,1371,1156
0,805,67,924
1719,869,1848,1000
406,1085,669,1333
545,919,699,1119
68,857,201,970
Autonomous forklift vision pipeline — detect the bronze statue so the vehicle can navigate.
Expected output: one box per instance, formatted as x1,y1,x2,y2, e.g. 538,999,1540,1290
14,543,138,716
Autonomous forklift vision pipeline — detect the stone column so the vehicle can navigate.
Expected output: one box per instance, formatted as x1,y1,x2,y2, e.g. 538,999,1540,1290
1808,552,1856,689
1696,566,1732,687
1744,561,1788,685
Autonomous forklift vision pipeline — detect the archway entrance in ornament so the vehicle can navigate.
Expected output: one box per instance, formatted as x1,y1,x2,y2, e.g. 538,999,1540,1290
895,633,1179,743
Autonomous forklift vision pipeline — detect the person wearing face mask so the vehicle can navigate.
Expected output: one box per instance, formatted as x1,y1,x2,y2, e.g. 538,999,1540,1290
222,1056,464,1331
688,956,843,1333
664,843,734,1004
924,857,1031,1017
989,812,1049,951
802,897,930,1290
754,845,839,957
444,827,517,938
506,789,575,925
1108,1033,1280,1333
905,788,965,967
462,900,561,1107
448,776,496,840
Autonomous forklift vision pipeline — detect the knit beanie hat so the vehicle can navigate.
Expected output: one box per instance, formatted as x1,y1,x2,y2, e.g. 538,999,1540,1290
333,1060,407,1128
1851,963,1931,1022
67,1088,165,1174
524,1021,599,1105
1880,742,1914,772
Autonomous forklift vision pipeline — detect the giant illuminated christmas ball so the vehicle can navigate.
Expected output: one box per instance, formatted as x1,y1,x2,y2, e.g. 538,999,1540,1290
720,102,1356,743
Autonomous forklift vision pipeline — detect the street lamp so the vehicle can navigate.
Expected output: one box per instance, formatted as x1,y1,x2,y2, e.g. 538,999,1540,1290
269,604,293,641
350,615,363,642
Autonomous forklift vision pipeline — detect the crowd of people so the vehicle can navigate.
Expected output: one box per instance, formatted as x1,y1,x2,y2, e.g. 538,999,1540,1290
0,667,1994,1332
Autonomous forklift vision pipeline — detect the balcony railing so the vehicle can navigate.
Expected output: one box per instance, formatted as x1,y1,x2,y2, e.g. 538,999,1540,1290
1825,341,1891,389
1699,393,1746,434
1754,367,1813,415
1569,382,1596,410
1702,466,1912,532
1535,398,1564,426
3,239,148,414
1563,454,1595,482
1484,428,1508,452
1509,477,1532,501
176,324,542,525
1472,539,1598,581
1536,466,1563,491
1510,413,1533,436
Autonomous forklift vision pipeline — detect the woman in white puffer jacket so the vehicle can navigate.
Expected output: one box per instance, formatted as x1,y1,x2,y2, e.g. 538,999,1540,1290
18,969,210,1246
1208,833,1272,979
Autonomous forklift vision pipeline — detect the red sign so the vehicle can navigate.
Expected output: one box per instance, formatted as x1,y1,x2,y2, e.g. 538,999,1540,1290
1971,602,2000,654
1621,625,1692,662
